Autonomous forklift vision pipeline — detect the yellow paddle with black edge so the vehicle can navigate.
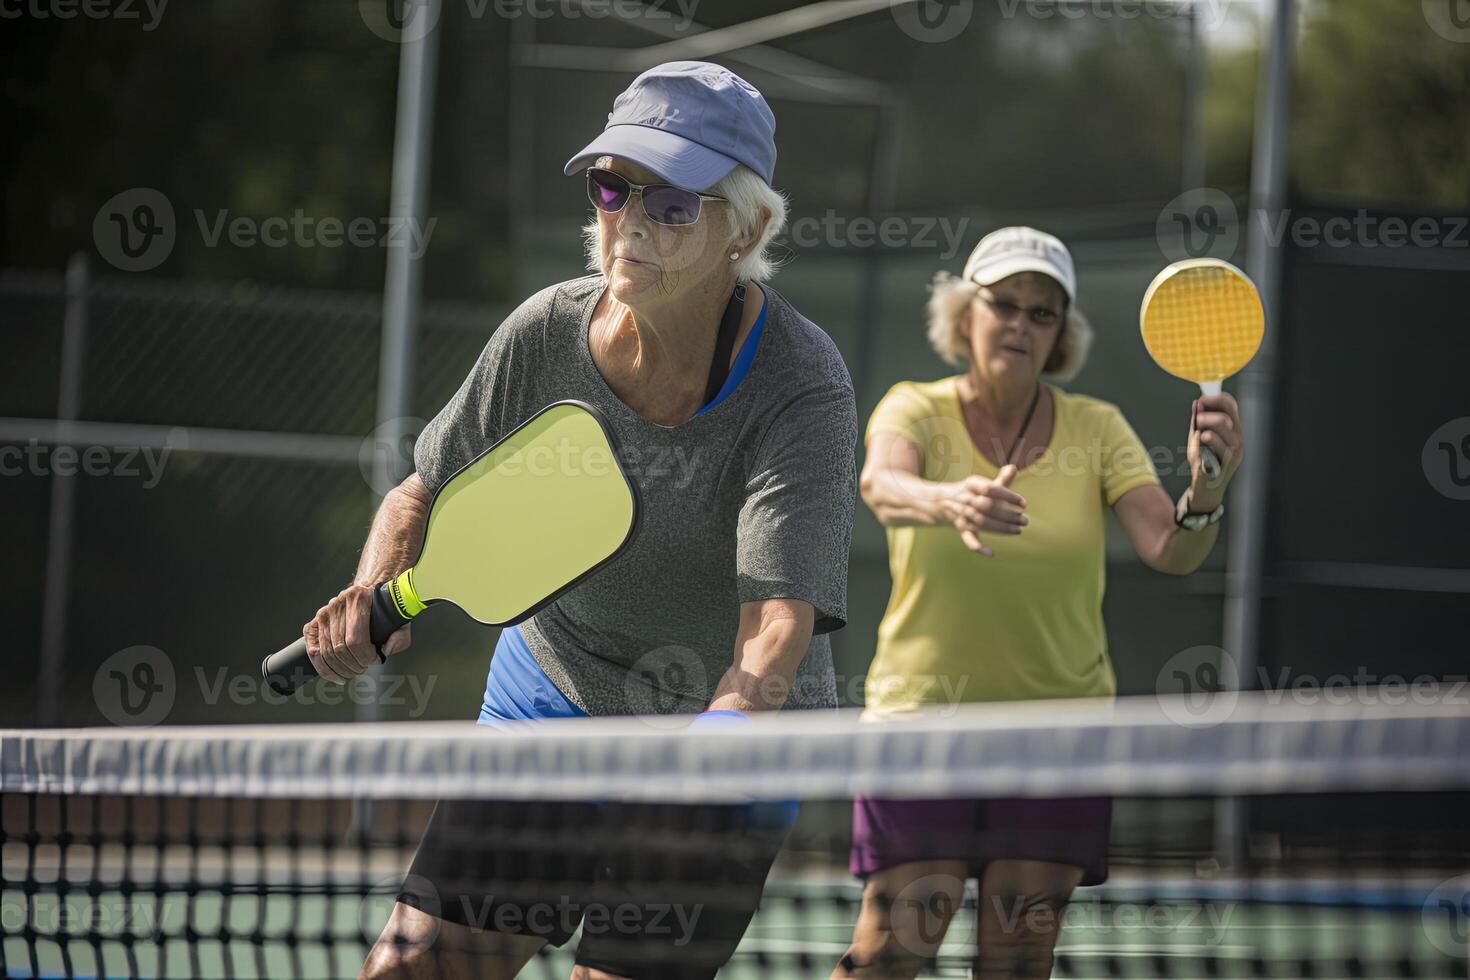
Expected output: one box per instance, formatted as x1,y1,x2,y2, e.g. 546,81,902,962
1140,258,1264,479
262,400,639,694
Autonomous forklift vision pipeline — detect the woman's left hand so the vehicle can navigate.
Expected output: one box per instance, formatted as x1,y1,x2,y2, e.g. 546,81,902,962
1189,392,1244,502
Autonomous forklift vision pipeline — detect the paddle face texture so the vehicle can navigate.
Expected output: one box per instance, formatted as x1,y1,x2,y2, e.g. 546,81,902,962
1141,259,1265,384
414,401,638,625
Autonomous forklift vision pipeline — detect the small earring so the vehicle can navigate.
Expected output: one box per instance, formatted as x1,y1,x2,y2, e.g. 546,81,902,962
729,251,740,261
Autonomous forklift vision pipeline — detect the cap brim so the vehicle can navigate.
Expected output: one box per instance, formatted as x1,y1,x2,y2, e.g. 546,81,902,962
563,124,739,192
969,257,1076,303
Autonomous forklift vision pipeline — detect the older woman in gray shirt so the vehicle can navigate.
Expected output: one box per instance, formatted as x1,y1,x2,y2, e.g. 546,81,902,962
297,62,857,979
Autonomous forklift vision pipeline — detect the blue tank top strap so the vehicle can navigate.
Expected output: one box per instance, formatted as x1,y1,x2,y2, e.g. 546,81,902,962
694,294,767,416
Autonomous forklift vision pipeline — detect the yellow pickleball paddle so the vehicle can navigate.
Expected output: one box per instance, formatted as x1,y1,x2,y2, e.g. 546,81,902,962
1140,258,1264,478
262,400,639,694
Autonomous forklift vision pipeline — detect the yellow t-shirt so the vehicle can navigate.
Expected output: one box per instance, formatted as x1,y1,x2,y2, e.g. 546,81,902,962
864,376,1159,715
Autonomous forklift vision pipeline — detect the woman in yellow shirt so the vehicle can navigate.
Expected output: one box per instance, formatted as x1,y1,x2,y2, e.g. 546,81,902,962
834,227,1245,979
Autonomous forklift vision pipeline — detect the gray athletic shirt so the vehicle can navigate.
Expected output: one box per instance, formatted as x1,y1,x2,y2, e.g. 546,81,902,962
413,274,857,716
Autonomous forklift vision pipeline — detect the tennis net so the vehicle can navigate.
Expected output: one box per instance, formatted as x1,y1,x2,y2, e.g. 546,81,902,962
3,693,1469,979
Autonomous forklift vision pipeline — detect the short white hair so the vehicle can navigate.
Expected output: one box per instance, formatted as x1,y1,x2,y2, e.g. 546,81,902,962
925,271,1094,382
582,164,789,283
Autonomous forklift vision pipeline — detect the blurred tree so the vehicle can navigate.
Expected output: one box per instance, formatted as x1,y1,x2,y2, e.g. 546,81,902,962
4,0,1465,294
1291,0,1470,208
2,1,405,288
1205,0,1470,210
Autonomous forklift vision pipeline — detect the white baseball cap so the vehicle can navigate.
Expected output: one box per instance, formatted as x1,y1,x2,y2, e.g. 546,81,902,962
962,226,1077,304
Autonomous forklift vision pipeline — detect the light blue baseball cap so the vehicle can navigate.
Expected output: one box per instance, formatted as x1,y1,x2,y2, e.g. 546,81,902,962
563,61,777,192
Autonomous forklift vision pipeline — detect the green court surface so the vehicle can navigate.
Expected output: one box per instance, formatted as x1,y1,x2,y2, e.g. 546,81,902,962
5,871,1460,979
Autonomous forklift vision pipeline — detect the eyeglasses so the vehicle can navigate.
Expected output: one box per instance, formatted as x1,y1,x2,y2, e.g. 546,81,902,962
585,168,726,227
978,289,1063,327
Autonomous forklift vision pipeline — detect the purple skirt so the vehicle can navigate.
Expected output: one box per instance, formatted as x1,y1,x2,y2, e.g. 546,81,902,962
850,795,1111,887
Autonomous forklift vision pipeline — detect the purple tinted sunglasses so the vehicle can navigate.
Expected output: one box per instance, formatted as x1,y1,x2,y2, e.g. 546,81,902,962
585,167,726,227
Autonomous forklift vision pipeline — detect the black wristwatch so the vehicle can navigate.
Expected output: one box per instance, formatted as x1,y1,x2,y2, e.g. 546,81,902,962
1175,490,1225,531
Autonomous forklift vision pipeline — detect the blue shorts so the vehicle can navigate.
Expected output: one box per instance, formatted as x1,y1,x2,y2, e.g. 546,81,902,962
477,624,585,723
404,627,789,979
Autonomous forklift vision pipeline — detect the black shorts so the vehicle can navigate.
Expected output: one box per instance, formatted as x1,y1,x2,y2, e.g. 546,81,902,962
398,797,791,979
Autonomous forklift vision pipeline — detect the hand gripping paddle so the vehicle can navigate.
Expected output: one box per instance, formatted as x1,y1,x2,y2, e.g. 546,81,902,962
262,401,639,694
1140,258,1264,479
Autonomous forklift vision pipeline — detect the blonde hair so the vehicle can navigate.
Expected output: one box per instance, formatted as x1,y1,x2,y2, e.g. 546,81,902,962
925,271,1094,382
582,164,790,283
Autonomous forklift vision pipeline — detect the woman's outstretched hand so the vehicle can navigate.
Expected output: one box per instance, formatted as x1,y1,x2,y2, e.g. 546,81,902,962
937,463,1028,557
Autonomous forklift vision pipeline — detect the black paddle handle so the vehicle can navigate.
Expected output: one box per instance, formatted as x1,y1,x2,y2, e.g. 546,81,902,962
261,584,410,695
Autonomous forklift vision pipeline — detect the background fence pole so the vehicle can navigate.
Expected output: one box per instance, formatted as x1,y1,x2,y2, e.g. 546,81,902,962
38,252,90,727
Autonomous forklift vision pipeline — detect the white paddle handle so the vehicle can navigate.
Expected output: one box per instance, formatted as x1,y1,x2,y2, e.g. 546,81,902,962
1198,380,1222,479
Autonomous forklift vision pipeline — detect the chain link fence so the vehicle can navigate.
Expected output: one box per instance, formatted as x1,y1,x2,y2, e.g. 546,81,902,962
2,262,505,727
3,232,1235,729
